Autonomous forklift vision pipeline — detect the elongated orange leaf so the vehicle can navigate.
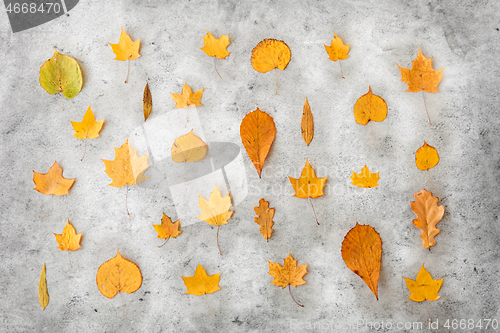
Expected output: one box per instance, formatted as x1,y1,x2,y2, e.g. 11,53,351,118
415,141,439,171
341,223,382,299
240,108,276,178
403,264,443,302
143,83,152,121
301,98,314,146
254,198,275,240
39,263,49,310
411,189,444,249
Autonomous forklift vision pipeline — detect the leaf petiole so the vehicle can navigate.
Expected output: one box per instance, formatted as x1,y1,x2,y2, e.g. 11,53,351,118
289,285,304,307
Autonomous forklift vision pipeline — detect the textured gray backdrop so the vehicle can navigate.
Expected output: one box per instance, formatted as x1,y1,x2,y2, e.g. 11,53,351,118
1,0,499,332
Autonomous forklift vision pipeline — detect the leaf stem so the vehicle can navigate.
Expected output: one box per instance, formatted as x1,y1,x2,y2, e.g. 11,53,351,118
119,291,124,317
124,59,130,84
38,195,54,218
81,136,88,161
422,91,432,125
274,68,277,95
126,184,130,216
289,285,304,307
308,197,319,225
205,293,215,316
61,94,64,111
339,60,345,79
157,238,170,248
214,58,222,79
217,225,222,256
427,170,431,192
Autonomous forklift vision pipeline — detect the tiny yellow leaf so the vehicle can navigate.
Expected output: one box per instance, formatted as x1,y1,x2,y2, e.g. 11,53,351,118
70,105,104,140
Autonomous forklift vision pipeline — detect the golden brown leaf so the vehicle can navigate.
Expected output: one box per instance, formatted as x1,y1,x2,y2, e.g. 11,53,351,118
397,48,444,93
171,82,204,108
301,97,314,146
33,161,75,196
268,253,307,289
109,27,141,61
182,264,221,296
350,165,380,188
96,250,142,299
39,263,49,310
102,138,149,187
288,159,328,199
353,87,387,126
251,39,291,73
324,32,350,61
415,141,439,171
54,219,82,252
254,198,275,240
143,83,152,121
153,213,182,240
70,105,104,140
411,189,445,249
200,31,231,59
341,222,382,299
240,108,276,178
171,129,207,163
403,264,443,302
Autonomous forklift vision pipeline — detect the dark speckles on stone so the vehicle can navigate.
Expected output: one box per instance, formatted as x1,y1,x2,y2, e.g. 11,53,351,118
232,316,244,325
139,298,144,301
94,309,97,312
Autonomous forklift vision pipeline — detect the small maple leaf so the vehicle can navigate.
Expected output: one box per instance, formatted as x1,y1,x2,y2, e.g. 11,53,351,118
153,213,182,248
71,105,104,140
109,27,141,83
240,108,276,178
351,165,380,188
254,198,275,241
143,83,152,121
171,82,204,108
403,264,443,302
268,253,307,307
251,39,291,94
397,48,444,93
301,98,314,146
411,189,445,250
39,49,83,99
341,223,382,299
289,159,328,199
54,219,82,252
171,129,208,163
324,32,349,78
33,161,75,196
200,31,231,78
197,184,234,255
182,264,221,316
38,263,49,311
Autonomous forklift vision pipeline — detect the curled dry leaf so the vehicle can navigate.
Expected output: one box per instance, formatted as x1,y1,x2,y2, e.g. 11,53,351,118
171,82,204,108
96,250,142,299
353,87,387,126
415,141,439,171
33,161,75,196
301,98,314,146
411,189,444,249
143,83,152,121
254,198,275,240
39,263,49,310
240,108,276,178
171,129,207,163
39,49,83,99
397,48,444,93
341,222,382,300
102,138,149,187
54,219,82,252
351,165,380,188
403,264,443,302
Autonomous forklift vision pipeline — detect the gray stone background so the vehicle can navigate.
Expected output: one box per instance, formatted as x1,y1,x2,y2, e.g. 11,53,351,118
1,0,499,332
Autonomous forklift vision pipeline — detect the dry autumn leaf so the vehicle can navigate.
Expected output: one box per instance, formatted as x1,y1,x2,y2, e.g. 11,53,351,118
182,264,221,316
171,129,208,163
38,263,49,310
197,184,234,255
288,159,328,225
143,83,152,121
70,105,104,160
39,49,83,99
251,39,291,94
403,264,443,302
324,32,350,78
102,138,149,215
268,253,307,307
109,27,141,83
240,108,276,178
415,141,439,190
397,48,445,124
171,82,204,109
254,198,275,241
301,98,314,146
54,219,82,252
411,189,445,250
200,31,231,78
96,250,142,316
153,213,182,248
341,223,382,300
353,87,387,145
351,165,380,188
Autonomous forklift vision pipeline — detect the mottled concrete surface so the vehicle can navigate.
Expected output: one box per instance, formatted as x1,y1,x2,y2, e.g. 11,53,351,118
1,0,499,332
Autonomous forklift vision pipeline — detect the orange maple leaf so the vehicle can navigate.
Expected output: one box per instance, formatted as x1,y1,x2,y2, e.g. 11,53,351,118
171,82,204,108
268,253,307,307
240,108,276,178
288,159,328,199
33,161,75,196
411,189,445,250
153,213,182,248
54,219,82,252
341,223,382,299
324,32,349,78
397,48,444,93
200,31,230,78
251,39,291,94
254,198,275,241
403,264,443,302
351,165,380,188
109,27,141,83
182,264,221,316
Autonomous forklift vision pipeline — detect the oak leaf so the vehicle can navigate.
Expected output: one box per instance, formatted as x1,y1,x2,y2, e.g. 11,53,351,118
33,161,75,196
301,98,314,146
171,129,207,163
351,165,380,188
143,83,152,121
411,189,444,249
353,86,387,126
54,219,82,252
403,264,443,302
109,27,141,83
39,49,83,99
182,264,221,316
251,39,291,94
397,48,444,93
38,263,49,310
197,184,233,255
240,108,276,178
71,105,104,140
96,250,142,299
288,159,328,199
153,213,182,247
341,223,382,299
268,253,307,307
415,141,439,171
324,32,350,61
254,198,275,240
171,82,204,108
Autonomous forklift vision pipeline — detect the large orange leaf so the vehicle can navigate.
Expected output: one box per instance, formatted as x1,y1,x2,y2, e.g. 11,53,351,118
96,250,142,299
33,161,75,196
268,253,307,307
254,198,275,241
240,108,276,178
397,48,444,93
102,138,149,187
301,98,314,146
171,129,207,163
341,223,382,300
288,159,328,199
410,189,444,249
403,264,443,302
415,141,439,171
54,219,82,252
171,82,204,108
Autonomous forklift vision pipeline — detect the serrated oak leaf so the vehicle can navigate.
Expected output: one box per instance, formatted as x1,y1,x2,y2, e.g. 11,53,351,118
33,161,75,196
351,165,380,188
403,264,443,302
171,82,204,108
96,250,142,299
54,219,82,252
254,198,275,240
411,189,444,249
39,49,82,99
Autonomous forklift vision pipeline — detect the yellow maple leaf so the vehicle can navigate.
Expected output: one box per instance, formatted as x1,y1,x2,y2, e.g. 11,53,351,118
182,264,221,316
350,165,380,188
411,189,445,249
109,27,141,61
403,264,443,302
268,253,307,307
153,213,182,248
96,250,142,300
397,48,444,93
200,31,231,59
54,219,82,252
71,105,104,139
324,31,350,61
33,161,75,196
171,129,207,163
171,82,204,108
288,159,328,199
